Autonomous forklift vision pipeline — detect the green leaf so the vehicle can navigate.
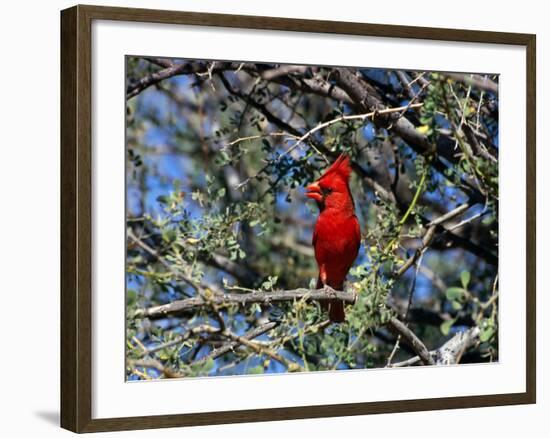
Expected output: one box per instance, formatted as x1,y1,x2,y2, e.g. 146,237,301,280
480,326,495,342
156,195,169,204
126,289,137,306
247,365,265,374
416,125,430,134
201,358,215,373
480,319,496,342
162,229,177,243
157,350,171,360
451,300,462,310
446,287,465,301
460,271,471,289
440,318,456,336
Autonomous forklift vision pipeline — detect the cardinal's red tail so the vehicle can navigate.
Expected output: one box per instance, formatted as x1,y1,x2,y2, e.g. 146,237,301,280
317,277,346,323
327,300,345,323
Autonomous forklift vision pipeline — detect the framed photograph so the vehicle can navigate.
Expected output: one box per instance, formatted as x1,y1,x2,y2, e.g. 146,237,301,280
60,4,536,433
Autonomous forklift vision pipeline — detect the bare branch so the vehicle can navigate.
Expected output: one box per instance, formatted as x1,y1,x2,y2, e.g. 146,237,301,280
134,286,356,319
193,322,278,365
127,62,193,100
128,358,184,379
277,103,423,162
334,67,484,200
444,73,498,94
391,326,481,367
395,202,474,278
218,328,303,371
137,324,220,358
387,317,435,365
261,65,308,81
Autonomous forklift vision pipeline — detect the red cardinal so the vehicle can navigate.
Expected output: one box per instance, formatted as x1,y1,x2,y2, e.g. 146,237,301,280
306,154,361,322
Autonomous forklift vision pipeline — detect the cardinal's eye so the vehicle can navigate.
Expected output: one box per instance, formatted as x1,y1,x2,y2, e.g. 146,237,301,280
322,187,333,196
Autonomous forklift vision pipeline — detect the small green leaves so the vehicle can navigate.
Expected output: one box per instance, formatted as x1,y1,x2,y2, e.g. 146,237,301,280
156,195,169,205
261,275,278,290
440,317,457,336
128,148,142,167
460,271,471,289
126,289,137,306
161,228,177,243
451,300,463,311
124,61,501,378
247,365,265,374
479,318,496,342
189,358,214,376
446,287,466,301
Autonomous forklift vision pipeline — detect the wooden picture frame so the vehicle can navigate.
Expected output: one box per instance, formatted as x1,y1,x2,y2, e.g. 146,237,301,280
60,4,536,433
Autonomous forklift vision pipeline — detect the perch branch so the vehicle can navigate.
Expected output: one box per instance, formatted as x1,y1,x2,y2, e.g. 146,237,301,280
134,286,356,319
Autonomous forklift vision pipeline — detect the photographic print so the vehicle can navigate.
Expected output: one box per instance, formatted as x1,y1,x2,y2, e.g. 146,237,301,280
125,57,499,380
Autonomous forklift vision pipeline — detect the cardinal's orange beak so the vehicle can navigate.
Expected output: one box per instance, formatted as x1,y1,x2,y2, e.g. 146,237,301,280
305,182,323,202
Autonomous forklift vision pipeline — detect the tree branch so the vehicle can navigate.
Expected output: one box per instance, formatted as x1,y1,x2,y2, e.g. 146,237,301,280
261,65,308,81
127,62,193,100
444,73,498,94
134,286,356,319
387,317,435,365
127,59,244,100
219,70,495,265
394,202,473,278
192,321,278,366
128,358,184,379
390,326,481,367
134,283,439,368
334,67,484,201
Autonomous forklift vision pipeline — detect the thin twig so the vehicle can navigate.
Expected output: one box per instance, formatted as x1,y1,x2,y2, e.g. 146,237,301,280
395,202,474,278
234,103,422,190
192,321,278,366
128,358,184,379
280,103,423,162
137,324,220,358
218,330,303,371
387,251,426,366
